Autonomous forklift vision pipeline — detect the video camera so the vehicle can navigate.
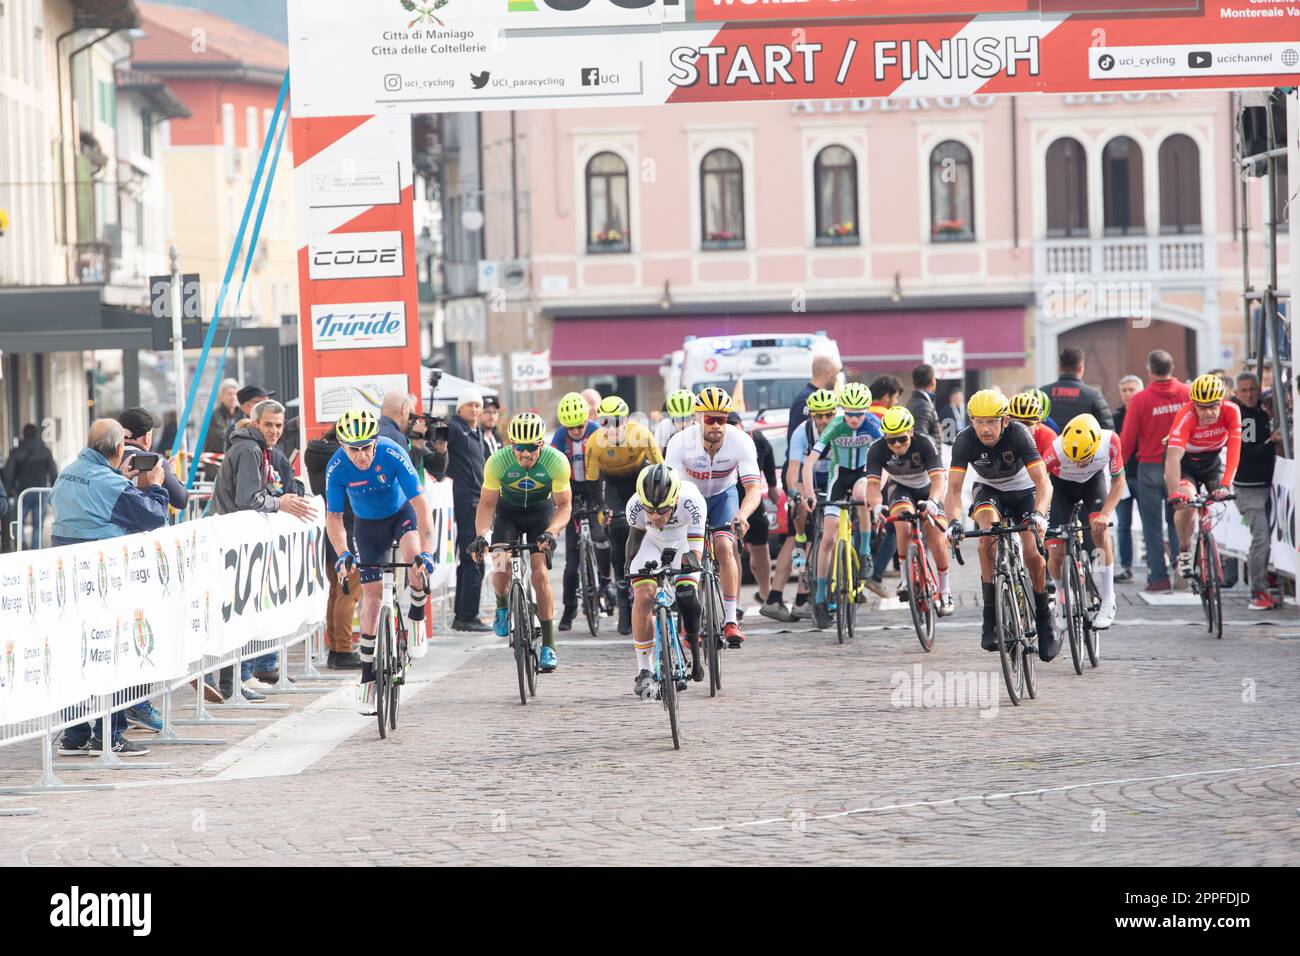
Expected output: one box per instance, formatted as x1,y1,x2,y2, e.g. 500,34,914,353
409,366,450,443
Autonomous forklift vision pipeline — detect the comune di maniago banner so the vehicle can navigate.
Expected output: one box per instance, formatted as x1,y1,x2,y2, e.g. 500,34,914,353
0,505,328,726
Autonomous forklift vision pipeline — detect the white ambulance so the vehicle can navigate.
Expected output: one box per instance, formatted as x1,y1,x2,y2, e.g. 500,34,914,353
660,332,842,412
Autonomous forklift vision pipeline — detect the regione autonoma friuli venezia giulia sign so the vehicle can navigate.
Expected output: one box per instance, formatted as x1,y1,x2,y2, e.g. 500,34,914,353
286,0,1300,117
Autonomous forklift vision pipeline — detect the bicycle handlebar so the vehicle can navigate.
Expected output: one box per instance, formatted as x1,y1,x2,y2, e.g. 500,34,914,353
487,539,554,571
340,561,416,595
952,521,1047,561
1178,492,1236,509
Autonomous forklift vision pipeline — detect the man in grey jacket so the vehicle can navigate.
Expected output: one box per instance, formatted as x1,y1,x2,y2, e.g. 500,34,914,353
212,399,315,696
906,363,946,448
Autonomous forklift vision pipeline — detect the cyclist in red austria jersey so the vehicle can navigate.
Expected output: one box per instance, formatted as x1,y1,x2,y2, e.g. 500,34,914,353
1165,374,1242,581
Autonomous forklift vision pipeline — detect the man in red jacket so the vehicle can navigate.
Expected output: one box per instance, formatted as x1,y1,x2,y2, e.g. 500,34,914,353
1119,350,1190,592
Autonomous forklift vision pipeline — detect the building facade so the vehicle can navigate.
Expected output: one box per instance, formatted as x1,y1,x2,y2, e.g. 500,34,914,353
463,91,1288,416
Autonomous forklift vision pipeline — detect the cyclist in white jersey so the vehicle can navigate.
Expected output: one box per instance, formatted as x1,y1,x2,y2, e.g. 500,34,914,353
1042,414,1125,630
663,386,760,647
623,464,707,696
654,388,696,451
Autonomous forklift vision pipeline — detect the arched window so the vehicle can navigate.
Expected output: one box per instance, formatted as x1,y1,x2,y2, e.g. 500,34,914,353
929,140,975,242
814,145,859,245
585,151,630,253
1045,137,1088,238
700,148,745,249
1102,136,1145,236
1158,134,1201,235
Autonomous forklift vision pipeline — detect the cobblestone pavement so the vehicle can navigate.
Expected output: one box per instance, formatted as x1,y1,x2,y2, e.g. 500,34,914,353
1,560,1297,866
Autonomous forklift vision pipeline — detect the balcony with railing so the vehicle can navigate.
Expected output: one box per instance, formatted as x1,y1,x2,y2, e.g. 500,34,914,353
1035,234,1213,281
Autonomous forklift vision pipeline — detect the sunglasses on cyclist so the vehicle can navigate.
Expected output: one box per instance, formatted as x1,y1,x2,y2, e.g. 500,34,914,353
885,435,910,445
513,442,542,453
811,411,834,420
647,504,676,516
701,414,728,426
343,441,376,453
842,410,866,418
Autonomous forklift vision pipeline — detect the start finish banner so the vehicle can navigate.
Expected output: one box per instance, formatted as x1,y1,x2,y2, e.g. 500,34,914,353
286,0,1300,116
0,508,328,727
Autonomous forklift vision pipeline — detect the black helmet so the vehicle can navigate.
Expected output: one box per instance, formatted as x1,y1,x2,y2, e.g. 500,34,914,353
636,463,681,510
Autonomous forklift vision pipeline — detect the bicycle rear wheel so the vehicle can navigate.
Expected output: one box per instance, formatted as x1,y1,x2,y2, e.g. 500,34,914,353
993,574,1024,705
905,547,935,652
511,583,529,706
1064,554,1084,675
375,612,391,737
657,608,680,750
580,540,600,637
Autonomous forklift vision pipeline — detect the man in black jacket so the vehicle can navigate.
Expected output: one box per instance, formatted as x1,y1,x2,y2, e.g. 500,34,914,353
447,388,489,631
1112,374,1143,582
1042,346,1114,430
306,426,363,667
906,364,945,450
2,423,59,549
1232,371,1282,610
118,407,188,512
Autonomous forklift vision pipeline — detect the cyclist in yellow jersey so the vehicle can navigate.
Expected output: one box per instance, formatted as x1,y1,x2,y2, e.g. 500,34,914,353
584,396,663,634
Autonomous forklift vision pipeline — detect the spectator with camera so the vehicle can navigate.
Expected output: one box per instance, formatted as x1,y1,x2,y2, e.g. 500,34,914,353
52,419,169,756
118,407,188,511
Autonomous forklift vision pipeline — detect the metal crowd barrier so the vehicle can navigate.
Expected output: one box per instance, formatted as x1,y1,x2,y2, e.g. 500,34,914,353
8,487,53,552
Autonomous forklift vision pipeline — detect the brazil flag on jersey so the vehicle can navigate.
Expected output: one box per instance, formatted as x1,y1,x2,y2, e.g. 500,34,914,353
483,445,572,508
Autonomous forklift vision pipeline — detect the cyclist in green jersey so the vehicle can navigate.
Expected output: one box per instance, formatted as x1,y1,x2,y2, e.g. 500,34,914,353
470,412,573,672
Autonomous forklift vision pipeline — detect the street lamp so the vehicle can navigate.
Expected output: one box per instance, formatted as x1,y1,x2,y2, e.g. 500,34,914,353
659,279,672,311
890,271,903,304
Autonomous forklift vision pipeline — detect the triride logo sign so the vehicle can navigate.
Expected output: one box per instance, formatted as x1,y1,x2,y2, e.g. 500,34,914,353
308,231,404,280
310,302,408,351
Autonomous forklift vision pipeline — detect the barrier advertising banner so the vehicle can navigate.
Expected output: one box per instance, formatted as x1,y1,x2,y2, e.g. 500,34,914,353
286,0,1300,117
1212,457,1297,579
0,509,327,726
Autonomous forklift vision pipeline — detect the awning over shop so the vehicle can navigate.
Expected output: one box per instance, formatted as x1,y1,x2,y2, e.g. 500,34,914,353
550,306,1028,377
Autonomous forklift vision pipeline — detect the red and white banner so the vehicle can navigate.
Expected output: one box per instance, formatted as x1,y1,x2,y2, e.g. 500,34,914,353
287,0,1300,117
292,112,423,441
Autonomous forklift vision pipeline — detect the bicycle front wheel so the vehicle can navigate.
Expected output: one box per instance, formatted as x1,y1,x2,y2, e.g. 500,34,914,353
1204,536,1223,639
375,611,391,737
580,540,600,637
1081,556,1101,667
702,571,722,696
834,540,854,644
657,608,680,750
1064,554,1084,675
993,574,1024,705
905,547,935,652
389,614,406,731
511,583,530,706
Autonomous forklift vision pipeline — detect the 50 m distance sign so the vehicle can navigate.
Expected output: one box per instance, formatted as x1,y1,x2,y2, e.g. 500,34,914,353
511,350,552,392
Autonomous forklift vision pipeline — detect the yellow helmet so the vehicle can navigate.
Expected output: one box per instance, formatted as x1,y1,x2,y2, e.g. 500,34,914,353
597,396,630,419
694,386,734,414
507,412,547,445
1060,414,1102,463
838,382,872,411
967,389,1010,419
665,389,696,419
1008,391,1043,422
336,408,378,446
806,389,838,414
557,392,589,429
1190,373,1226,405
880,405,915,436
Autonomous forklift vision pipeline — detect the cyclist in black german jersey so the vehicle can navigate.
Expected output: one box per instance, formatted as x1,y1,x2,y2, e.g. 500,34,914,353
944,389,1060,661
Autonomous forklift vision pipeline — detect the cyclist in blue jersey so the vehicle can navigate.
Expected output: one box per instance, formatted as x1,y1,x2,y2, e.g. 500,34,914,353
325,409,437,712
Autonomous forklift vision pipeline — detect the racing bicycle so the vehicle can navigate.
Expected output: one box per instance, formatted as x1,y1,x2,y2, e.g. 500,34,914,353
490,540,551,705
1048,502,1102,674
954,521,1045,705
1177,492,1235,640
573,506,609,637
638,548,696,750
342,552,412,738
824,496,867,644
892,509,943,652
697,525,729,696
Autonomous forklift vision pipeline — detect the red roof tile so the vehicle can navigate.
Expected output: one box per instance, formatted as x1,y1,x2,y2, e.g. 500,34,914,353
135,2,287,73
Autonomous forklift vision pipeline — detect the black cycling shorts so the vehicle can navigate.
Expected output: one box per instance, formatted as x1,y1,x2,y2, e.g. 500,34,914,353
827,468,869,510
1048,473,1107,551
492,500,555,546
1179,452,1223,492
886,481,931,512
969,484,1037,525
743,505,770,546
354,501,416,584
